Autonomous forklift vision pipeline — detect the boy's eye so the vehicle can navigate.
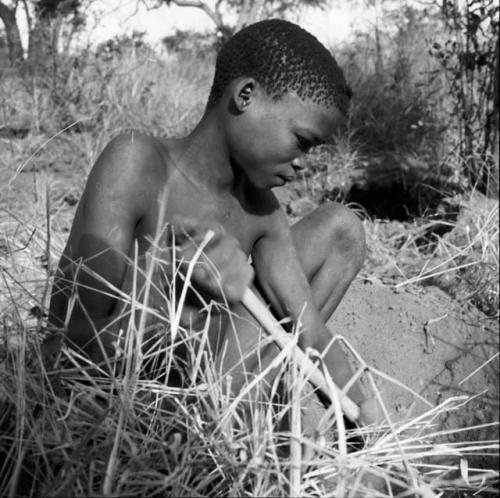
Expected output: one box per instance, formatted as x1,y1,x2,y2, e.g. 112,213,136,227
295,135,312,152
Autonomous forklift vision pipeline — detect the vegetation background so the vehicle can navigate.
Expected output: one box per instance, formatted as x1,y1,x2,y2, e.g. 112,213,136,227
0,0,498,496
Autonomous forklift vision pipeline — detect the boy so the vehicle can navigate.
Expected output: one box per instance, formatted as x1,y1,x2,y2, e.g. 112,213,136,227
45,19,376,424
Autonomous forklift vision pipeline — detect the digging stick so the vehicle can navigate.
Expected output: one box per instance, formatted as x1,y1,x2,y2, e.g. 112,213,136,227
241,287,360,423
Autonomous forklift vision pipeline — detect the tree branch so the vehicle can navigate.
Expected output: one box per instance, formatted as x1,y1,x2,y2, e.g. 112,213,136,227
21,0,31,31
168,0,224,30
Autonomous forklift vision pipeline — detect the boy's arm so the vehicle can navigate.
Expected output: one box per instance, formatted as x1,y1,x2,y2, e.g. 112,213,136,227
48,134,160,360
251,207,366,407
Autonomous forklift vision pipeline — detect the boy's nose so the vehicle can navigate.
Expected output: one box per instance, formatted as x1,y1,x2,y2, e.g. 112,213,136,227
291,157,304,171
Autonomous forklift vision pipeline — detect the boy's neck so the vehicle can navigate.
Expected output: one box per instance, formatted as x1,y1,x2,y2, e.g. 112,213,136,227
180,108,236,194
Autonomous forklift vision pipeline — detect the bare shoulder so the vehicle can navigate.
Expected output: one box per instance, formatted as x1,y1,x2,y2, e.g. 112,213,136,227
90,132,166,184
82,132,167,213
64,132,171,252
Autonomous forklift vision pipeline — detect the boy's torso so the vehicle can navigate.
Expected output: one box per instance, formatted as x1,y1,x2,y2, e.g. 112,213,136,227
130,134,279,257
52,133,283,364
112,134,280,358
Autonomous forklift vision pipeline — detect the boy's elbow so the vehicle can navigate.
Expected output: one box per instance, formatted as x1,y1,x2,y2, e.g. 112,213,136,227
65,308,121,363
65,309,95,351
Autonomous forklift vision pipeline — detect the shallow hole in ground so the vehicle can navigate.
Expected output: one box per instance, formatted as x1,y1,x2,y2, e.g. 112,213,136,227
329,179,461,251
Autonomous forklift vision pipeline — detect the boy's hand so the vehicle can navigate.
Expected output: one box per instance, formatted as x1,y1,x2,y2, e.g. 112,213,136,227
168,216,254,303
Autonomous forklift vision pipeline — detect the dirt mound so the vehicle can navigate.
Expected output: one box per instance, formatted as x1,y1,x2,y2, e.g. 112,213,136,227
325,279,498,433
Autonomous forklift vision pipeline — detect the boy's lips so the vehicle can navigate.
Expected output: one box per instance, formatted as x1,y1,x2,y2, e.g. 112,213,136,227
278,174,295,184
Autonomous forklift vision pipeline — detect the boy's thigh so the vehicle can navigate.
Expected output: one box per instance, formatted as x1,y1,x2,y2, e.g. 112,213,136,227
290,202,361,280
289,203,336,280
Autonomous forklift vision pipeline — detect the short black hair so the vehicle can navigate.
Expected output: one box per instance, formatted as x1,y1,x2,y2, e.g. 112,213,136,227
207,19,352,114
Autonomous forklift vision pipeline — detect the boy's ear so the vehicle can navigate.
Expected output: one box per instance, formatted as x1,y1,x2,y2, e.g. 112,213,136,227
233,78,256,112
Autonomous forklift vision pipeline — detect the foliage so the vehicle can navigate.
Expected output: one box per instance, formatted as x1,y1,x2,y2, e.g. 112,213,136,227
162,29,221,55
0,0,24,65
145,0,327,39
95,31,151,60
0,0,88,68
33,0,82,19
429,0,499,195
294,5,456,221
260,0,325,17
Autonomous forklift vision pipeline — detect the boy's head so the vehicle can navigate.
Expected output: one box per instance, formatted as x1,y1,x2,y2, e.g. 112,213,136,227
207,19,351,115
206,19,351,190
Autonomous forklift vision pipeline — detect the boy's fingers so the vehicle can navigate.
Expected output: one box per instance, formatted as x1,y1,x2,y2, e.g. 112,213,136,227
166,215,195,245
190,242,253,302
176,228,225,254
169,215,224,246
165,217,252,302
169,214,198,231
220,261,254,302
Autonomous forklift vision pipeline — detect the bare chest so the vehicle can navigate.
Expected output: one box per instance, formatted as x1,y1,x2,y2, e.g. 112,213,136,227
136,180,263,256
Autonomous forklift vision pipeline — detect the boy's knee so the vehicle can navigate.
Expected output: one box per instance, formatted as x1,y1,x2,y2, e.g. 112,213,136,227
322,202,366,268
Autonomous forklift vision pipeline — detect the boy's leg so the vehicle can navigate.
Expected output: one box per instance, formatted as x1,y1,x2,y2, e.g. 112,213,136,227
290,202,366,322
289,203,366,437
218,202,366,391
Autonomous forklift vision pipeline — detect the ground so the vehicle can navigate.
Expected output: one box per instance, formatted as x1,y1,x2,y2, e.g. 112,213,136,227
332,279,498,430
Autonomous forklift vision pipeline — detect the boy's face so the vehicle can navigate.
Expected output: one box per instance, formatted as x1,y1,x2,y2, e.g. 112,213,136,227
227,89,346,190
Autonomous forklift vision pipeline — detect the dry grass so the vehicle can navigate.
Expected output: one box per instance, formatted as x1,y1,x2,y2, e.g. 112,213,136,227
360,191,499,319
0,199,498,497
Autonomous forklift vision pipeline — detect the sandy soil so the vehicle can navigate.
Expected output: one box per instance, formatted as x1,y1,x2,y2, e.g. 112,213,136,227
296,278,499,443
